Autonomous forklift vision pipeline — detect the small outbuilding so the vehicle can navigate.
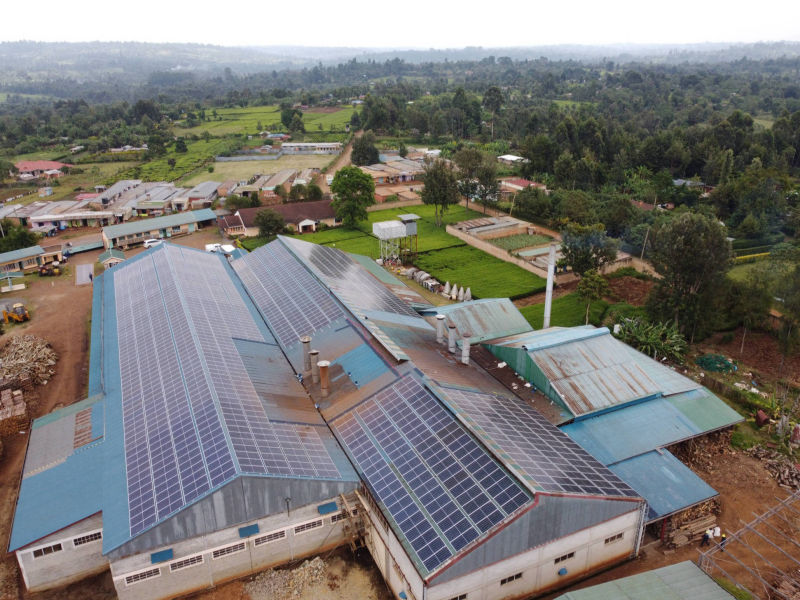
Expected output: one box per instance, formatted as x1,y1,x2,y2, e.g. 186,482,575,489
97,249,125,270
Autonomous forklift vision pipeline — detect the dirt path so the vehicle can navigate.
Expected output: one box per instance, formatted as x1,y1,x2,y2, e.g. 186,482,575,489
319,131,361,194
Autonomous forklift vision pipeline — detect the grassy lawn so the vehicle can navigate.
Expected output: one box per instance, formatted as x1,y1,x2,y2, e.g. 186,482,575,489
181,155,333,186
728,261,764,283
174,105,355,137
490,233,553,251
414,245,546,300
12,148,71,162
752,114,774,129
519,292,609,329
33,162,139,203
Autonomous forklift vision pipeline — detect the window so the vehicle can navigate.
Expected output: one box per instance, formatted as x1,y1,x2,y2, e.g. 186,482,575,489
447,595,467,600
500,573,522,585
605,532,624,545
294,519,323,535
170,554,203,572
554,552,575,564
73,531,102,547
125,567,161,585
212,542,246,559
254,530,286,547
32,543,62,558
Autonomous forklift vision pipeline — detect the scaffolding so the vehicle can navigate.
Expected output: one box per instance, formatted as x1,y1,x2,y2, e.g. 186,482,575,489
697,490,800,599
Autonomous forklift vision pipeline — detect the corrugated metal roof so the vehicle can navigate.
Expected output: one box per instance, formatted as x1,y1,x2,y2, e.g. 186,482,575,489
0,244,43,264
561,389,743,465
555,560,736,600
609,450,718,522
332,343,390,388
421,299,533,344
102,208,216,239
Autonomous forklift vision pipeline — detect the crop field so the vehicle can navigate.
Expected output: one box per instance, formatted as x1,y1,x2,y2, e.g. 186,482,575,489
519,292,609,329
414,245,546,300
119,138,236,182
36,162,139,203
490,233,553,251
181,155,333,186
175,105,356,137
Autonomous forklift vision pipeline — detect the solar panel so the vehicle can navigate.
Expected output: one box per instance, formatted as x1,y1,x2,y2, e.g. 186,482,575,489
333,375,530,574
436,385,639,498
233,242,344,348
283,237,419,317
115,246,343,537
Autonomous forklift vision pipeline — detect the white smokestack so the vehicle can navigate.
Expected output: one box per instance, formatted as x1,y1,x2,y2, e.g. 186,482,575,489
461,334,471,365
543,243,556,329
318,360,330,397
300,336,312,376
436,314,446,344
310,349,320,384
448,324,457,353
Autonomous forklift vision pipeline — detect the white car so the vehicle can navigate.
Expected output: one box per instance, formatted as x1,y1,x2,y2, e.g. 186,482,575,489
143,239,163,249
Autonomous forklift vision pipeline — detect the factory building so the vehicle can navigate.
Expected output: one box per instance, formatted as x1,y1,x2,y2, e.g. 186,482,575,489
9,236,740,600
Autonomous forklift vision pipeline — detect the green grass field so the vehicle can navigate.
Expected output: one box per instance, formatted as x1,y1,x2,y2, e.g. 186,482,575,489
414,245,546,300
118,138,236,182
519,293,609,328
34,162,139,203
728,261,764,283
490,233,553,251
175,105,356,137
181,155,333,186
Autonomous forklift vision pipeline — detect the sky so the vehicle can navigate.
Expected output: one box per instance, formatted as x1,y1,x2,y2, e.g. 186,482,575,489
3,0,800,48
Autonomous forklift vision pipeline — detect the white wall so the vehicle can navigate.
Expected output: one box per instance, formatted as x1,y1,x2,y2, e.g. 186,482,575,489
111,493,358,600
16,514,108,592
426,508,641,600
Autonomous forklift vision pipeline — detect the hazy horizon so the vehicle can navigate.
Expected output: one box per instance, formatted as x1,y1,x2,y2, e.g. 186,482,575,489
4,0,800,48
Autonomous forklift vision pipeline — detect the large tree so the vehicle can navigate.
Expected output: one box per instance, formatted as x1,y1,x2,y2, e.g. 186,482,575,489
482,86,503,140
474,157,499,214
254,208,285,238
0,220,39,254
577,269,609,325
420,158,460,227
559,222,618,277
351,131,379,166
225,194,261,211
646,212,732,340
454,147,483,208
330,166,375,228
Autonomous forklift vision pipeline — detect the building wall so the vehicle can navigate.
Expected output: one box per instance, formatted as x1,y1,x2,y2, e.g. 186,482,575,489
16,514,107,592
426,509,640,600
110,493,358,600
107,223,194,249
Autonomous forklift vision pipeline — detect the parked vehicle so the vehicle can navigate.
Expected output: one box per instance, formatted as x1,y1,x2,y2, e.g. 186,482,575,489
3,303,30,323
143,239,163,249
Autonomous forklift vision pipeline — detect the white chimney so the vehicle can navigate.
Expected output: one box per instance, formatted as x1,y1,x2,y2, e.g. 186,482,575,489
543,243,556,329
318,360,330,397
461,334,471,365
300,336,312,376
436,314,446,344
448,324,457,354
310,349,320,383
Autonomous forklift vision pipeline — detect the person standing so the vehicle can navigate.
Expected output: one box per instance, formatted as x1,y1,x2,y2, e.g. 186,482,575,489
720,533,728,551
701,529,711,547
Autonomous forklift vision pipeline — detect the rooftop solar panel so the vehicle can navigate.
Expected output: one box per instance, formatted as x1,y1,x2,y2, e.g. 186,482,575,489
333,375,530,575
435,384,639,498
115,246,343,538
233,242,344,348
283,237,419,317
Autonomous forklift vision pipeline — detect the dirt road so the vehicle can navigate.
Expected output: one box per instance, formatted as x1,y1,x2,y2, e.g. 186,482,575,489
319,131,360,194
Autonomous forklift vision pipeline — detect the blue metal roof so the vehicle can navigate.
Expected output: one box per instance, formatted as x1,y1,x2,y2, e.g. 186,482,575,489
609,450,718,521
102,208,216,240
0,244,43,264
420,299,533,344
9,397,106,552
332,343,391,388
561,389,743,465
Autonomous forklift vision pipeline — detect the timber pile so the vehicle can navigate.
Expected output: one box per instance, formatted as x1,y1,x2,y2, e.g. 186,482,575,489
0,335,57,387
671,430,734,472
0,388,25,420
748,446,800,490
770,569,800,599
663,500,720,548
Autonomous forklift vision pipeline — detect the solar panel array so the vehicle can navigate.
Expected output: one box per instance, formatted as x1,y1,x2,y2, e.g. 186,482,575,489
333,375,530,574
284,237,419,317
233,242,344,348
115,246,341,537
437,385,639,498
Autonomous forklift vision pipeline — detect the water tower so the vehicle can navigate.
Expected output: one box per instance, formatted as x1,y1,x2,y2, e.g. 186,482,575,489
371,213,420,264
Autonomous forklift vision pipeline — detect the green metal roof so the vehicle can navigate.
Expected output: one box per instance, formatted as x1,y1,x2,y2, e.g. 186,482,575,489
0,245,43,264
554,561,736,600
98,249,125,262
102,209,216,240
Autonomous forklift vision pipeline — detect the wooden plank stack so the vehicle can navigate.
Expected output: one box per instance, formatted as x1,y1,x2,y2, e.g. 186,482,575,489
665,513,717,548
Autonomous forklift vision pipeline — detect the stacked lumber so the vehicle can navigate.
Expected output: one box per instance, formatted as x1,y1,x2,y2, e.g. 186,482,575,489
0,388,24,421
665,513,716,548
0,335,57,387
748,446,800,490
770,569,800,599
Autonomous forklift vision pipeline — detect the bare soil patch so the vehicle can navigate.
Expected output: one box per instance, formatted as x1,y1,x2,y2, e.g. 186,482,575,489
513,279,578,307
606,276,653,306
702,329,800,387
303,107,343,114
